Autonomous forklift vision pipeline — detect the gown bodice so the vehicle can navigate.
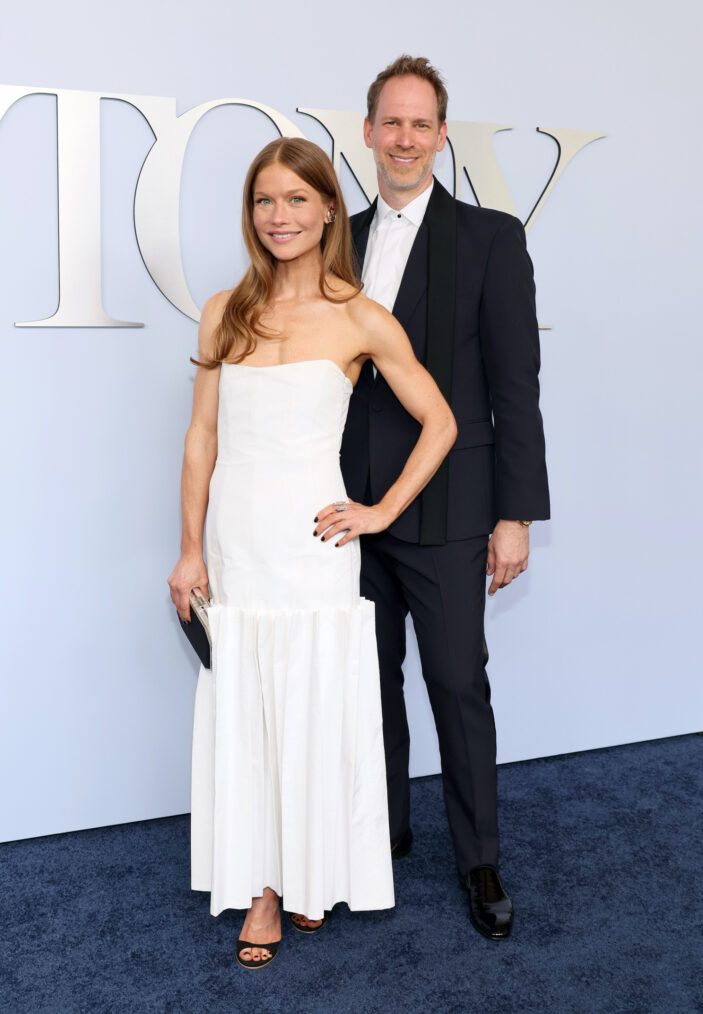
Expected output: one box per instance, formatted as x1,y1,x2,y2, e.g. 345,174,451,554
205,358,358,610
216,359,353,466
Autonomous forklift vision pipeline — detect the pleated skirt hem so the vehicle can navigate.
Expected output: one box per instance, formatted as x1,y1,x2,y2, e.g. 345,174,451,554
190,598,395,920
190,884,396,921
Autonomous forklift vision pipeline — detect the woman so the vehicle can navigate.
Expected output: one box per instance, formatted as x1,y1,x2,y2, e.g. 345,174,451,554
168,137,456,969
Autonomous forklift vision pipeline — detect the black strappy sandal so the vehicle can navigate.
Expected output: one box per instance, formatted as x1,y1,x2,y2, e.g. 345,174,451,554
235,938,280,969
288,912,328,935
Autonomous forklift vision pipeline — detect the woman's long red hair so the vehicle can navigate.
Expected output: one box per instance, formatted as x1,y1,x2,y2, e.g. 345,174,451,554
194,137,360,367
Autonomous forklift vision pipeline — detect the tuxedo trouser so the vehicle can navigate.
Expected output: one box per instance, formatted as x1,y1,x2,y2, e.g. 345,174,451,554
360,530,499,875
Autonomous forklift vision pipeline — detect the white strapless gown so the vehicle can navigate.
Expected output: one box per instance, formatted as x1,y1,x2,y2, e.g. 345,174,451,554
190,359,395,919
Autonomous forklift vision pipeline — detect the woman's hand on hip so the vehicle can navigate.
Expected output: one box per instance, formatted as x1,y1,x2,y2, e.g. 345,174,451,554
168,553,210,621
313,500,394,548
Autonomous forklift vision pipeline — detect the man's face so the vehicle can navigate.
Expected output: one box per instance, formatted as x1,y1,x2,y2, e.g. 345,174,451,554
364,75,447,199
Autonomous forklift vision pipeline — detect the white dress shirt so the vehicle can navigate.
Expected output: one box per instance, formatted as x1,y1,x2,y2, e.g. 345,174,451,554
361,181,434,313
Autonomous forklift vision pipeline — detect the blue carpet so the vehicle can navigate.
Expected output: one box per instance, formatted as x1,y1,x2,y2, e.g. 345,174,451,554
1,734,701,1014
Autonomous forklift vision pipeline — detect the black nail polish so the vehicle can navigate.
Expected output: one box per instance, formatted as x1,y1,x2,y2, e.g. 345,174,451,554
312,531,317,537
314,516,318,522
321,536,325,542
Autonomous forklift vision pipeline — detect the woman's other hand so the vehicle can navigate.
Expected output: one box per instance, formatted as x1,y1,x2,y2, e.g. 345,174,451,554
168,554,210,621
313,501,394,548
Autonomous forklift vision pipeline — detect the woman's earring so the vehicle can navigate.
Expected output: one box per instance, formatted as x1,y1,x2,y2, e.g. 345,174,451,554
326,210,336,224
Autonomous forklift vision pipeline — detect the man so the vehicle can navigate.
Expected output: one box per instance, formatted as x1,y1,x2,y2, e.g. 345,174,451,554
340,55,550,941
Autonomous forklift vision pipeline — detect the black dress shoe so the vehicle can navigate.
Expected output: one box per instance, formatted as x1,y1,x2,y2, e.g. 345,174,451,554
460,865,513,940
390,826,413,859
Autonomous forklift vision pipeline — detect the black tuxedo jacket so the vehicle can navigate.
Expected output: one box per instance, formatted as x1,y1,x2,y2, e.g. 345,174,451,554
340,178,550,545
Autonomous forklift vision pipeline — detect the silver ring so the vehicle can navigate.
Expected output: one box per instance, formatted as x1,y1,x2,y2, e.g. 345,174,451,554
335,505,348,512
332,500,348,506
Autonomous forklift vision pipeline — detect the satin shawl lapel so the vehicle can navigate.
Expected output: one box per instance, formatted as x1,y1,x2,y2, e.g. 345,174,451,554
352,195,431,337
423,178,457,397
352,184,457,545
392,224,429,336
351,199,377,267
420,180,457,545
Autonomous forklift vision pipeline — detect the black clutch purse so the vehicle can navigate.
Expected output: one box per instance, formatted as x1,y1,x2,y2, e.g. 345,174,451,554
178,590,212,669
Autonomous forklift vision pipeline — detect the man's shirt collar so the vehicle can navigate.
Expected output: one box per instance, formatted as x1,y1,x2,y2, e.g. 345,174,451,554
376,179,434,227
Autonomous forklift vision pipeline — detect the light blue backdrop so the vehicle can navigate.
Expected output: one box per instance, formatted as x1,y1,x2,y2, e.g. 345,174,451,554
1,0,701,841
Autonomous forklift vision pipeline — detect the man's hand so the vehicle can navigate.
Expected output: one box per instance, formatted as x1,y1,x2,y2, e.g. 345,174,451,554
487,521,530,596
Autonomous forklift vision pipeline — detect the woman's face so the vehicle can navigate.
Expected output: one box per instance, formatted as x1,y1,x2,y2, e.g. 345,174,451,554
252,163,334,263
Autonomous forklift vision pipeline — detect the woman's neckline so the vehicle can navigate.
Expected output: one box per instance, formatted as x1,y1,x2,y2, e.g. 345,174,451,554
221,358,353,388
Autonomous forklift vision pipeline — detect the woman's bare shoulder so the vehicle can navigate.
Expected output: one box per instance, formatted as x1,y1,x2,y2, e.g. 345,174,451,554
346,290,402,335
202,289,233,323
324,277,394,332
324,275,360,300
197,289,232,359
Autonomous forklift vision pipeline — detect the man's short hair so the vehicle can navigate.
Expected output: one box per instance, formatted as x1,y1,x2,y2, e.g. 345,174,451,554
367,55,448,125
